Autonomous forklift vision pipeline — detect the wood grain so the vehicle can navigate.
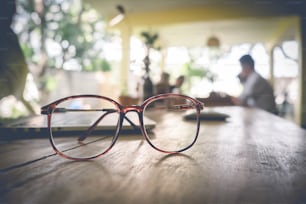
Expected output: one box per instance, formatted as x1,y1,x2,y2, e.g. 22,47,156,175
1,107,306,204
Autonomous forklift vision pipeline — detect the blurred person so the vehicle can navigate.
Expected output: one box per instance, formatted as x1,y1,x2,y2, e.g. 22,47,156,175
279,91,294,118
155,72,170,94
170,75,185,94
231,55,277,114
0,0,35,114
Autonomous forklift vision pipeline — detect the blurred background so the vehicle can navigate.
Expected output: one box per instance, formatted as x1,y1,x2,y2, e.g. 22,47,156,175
0,0,303,126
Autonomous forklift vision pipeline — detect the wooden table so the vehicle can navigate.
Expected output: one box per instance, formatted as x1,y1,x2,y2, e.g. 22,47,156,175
1,107,306,204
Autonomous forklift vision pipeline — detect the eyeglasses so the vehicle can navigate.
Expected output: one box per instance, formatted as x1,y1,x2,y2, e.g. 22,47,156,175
41,93,204,160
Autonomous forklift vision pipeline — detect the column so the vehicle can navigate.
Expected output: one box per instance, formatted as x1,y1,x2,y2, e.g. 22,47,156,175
268,45,275,87
298,17,306,127
120,25,131,95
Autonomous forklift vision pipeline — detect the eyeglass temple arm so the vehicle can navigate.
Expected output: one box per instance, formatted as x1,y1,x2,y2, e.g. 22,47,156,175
42,107,137,127
78,111,111,142
77,109,138,142
62,108,138,129
168,103,204,111
41,107,138,140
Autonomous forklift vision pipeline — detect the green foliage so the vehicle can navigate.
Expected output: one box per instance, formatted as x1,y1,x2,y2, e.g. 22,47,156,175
181,58,218,94
15,0,112,72
140,31,160,50
11,106,27,118
38,75,57,93
20,43,34,62
83,58,111,72
181,60,206,78
182,61,218,82
100,59,111,72
45,76,57,92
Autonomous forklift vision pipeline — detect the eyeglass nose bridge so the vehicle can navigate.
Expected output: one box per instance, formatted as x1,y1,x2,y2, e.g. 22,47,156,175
121,105,143,114
117,105,144,135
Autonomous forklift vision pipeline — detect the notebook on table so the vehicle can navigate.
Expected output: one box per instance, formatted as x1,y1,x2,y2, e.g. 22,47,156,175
184,108,230,121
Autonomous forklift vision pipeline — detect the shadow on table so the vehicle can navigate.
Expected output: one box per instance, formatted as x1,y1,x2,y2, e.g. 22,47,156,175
155,153,199,167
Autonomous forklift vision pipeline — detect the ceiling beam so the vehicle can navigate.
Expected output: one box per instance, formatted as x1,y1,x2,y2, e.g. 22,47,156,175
110,3,304,28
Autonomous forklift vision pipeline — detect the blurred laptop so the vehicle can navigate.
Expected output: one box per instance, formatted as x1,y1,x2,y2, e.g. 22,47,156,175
0,113,156,138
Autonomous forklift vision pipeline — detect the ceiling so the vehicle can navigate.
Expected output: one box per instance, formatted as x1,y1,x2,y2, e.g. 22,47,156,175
85,0,299,47
134,17,298,47
85,0,226,18
85,0,301,18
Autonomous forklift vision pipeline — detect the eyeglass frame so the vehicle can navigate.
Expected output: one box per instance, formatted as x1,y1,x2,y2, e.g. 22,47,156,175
41,93,204,160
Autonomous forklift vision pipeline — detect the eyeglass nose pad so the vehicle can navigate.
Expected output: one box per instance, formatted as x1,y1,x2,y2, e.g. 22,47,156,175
137,111,153,140
113,112,125,143
117,111,142,134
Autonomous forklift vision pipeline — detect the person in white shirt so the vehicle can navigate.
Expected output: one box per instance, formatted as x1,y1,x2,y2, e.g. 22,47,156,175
231,55,277,114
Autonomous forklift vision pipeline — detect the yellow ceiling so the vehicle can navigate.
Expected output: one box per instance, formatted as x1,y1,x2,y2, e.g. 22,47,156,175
85,0,299,47
133,17,298,47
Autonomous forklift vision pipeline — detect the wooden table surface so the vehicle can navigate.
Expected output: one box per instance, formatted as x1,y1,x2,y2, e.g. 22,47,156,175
1,107,306,204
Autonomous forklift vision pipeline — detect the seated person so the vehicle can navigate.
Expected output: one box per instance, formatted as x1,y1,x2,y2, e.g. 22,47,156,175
155,72,170,94
231,55,277,114
170,75,185,94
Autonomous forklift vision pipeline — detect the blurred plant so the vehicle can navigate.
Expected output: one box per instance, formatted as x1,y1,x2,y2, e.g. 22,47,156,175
14,0,112,93
42,75,57,92
140,31,161,100
140,31,161,74
85,58,111,72
182,59,207,78
140,32,160,51
181,49,218,93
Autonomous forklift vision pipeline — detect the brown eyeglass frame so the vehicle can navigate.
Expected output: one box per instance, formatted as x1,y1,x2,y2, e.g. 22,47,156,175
41,93,204,161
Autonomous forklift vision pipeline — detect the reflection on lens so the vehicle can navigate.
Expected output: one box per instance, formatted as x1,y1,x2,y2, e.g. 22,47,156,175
143,96,199,152
50,97,120,159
